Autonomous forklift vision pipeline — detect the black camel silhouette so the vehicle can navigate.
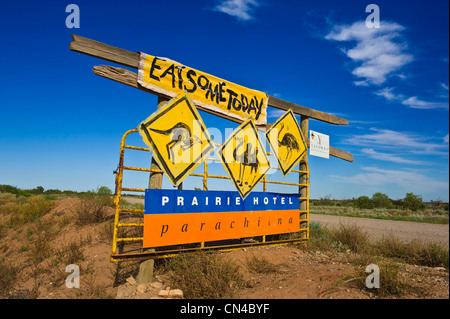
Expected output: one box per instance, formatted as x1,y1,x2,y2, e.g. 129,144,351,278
233,136,259,187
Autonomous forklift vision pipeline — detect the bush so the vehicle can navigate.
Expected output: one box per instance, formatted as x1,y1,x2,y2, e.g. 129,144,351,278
355,196,375,209
371,192,393,208
1,196,54,229
74,187,113,225
402,193,426,211
74,197,110,225
376,236,449,268
328,223,370,253
163,252,244,299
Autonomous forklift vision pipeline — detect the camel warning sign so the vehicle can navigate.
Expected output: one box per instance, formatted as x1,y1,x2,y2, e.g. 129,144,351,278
138,93,215,187
266,109,307,176
219,119,271,199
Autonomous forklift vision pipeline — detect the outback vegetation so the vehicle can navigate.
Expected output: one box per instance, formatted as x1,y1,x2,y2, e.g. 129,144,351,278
0,185,448,299
310,192,449,224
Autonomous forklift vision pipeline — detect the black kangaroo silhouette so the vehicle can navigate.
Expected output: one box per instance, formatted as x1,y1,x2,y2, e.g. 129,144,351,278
141,122,200,164
233,136,259,187
277,123,300,163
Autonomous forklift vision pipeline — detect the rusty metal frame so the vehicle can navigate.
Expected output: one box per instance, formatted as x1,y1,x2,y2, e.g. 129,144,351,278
111,129,309,262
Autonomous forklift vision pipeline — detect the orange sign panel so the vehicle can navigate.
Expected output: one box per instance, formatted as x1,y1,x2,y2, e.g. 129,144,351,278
143,189,300,248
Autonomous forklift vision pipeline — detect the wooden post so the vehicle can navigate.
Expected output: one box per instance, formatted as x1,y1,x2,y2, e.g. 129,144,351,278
138,96,169,284
147,96,168,189
299,116,309,239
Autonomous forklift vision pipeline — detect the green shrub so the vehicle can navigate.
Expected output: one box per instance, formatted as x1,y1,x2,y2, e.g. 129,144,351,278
402,193,426,211
355,196,375,209
371,192,393,208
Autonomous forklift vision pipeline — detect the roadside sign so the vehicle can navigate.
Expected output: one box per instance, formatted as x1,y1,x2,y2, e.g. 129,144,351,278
138,93,215,186
309,130,329,159
143,189,300,248
219,119,271,199
266,109,307,176
138,53,268,125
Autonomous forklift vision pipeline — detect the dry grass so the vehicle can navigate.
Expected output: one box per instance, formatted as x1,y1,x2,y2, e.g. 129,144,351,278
376,236,449,268
161,252,245,299
246,252,281,274
307,221,449,298
0,258,18,296
0,196,55,230
73,195,112,225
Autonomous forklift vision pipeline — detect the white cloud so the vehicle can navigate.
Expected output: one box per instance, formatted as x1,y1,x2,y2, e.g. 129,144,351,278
325,21,413,85
374,87,404,101
441,83,449,91
267,108,287,118
361,148,426,165
401,96,449,110
330,166,449,193
345,128,449,156
214,0,260,21
444,134,449,144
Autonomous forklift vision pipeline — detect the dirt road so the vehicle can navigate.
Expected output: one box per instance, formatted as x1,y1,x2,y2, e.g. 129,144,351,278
310,213,449,245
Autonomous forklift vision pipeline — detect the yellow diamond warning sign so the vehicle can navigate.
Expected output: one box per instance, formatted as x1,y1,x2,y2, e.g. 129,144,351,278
266,109,307,176
138,93,215,187
219,119,271,199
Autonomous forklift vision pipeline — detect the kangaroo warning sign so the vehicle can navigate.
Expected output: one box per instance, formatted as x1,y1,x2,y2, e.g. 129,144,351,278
138,93,215,187
138,53,268,125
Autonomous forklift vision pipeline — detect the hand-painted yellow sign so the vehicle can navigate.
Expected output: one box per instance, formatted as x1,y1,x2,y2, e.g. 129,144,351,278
138,93,215,187
138,53,268,125
219,119,271,199
266,109,307,176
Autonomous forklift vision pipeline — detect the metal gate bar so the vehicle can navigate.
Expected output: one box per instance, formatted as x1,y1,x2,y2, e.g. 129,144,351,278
111,129,309,262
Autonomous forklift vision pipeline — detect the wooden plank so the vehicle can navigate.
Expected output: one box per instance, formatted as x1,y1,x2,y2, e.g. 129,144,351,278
70,34,139,68
71,34,349,126
92,65,353,162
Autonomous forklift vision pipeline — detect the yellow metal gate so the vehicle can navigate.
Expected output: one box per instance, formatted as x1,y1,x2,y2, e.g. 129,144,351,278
111,129,309,262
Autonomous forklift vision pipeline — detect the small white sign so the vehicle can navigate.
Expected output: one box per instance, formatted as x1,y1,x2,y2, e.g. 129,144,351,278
309,130,329,159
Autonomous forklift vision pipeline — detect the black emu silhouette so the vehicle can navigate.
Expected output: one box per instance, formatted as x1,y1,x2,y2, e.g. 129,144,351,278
278,123,300,163
143,122,200,164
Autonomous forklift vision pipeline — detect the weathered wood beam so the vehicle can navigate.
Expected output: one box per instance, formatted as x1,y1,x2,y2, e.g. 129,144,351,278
70,34,139,68
71,34,349,126
92,64,353,162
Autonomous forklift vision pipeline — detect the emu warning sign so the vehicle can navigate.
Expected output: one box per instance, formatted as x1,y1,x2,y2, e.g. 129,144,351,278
138,93,215,187
143,189,300,248
266,109,307,176
138,53,268,125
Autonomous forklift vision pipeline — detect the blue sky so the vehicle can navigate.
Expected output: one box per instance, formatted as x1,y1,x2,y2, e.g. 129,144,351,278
0,0,448,201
